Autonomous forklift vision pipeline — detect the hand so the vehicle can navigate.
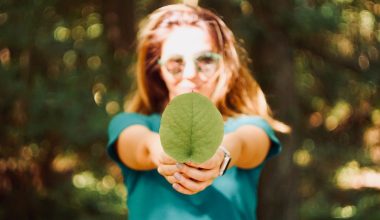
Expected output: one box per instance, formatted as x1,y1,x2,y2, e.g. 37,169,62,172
146,132,166,167
157,148,225,195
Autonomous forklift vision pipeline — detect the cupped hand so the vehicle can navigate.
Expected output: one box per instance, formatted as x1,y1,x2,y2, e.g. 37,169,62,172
157,148,225,195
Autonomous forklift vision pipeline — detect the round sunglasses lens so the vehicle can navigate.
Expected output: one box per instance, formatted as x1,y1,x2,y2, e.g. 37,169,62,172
196,54,219,77
165,57,184,75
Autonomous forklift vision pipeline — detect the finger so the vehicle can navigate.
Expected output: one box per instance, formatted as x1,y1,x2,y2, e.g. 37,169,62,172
185,160,214,169
159,152,177,164
157,164,179,176
172,183,195,195
165,176,178,184
173,172,211,193
179,164,218,181
198,148,225,169
185,161,200,168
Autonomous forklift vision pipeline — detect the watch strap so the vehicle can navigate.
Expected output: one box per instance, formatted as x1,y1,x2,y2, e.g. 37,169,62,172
219,146,231,176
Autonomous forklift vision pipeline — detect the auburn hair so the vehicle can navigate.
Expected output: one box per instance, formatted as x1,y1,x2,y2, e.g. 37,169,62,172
126,4,290,133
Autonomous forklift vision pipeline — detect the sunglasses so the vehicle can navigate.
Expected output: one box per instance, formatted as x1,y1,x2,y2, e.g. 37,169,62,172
158,52,222,79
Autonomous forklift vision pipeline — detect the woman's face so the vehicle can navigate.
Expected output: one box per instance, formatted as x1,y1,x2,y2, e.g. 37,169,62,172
159,26,221,100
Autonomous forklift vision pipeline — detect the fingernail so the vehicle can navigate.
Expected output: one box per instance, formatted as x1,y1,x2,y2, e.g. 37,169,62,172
174,172,182,181
176,163,184,170
173,183,179,190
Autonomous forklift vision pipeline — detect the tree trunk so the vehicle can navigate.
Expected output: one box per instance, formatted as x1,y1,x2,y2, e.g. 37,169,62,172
102,0,136,52
101,0,136,90
249,1,301,220
254,35,300,220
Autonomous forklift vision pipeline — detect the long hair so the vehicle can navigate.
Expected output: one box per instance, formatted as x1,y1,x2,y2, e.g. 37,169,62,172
126,4,290,133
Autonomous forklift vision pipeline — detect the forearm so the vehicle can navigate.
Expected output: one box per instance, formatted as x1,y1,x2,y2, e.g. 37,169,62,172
220,131,244,169
144,131,164,168
116,125,158,170
232,125,271,169
220,125,271,169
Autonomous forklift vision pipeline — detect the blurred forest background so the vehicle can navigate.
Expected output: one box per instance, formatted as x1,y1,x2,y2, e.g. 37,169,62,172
1,0,379,219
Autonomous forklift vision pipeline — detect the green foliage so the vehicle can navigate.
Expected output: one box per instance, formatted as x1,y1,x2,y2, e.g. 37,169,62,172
1,0,379,219
160,93,224,163
0,0,129,219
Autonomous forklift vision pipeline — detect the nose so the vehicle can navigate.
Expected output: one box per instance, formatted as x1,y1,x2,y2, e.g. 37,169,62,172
181,61,197,80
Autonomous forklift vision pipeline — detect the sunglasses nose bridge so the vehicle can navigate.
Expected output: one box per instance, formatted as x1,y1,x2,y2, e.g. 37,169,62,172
181,58,197,79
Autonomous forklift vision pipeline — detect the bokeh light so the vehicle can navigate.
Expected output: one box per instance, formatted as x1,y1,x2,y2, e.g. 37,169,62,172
87,23,103,39
54,26,71,42
335,161,380,190
0,12,8,25
71,25,86,41
332,205,357,219
293,149,312,167
106,101,120,115
63,50,78,68
87,56,102,70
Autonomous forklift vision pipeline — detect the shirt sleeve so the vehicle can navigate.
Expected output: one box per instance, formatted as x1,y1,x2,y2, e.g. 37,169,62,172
107,112,149,164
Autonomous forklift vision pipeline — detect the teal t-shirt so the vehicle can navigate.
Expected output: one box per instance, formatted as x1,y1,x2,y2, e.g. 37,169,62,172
107,112,281,220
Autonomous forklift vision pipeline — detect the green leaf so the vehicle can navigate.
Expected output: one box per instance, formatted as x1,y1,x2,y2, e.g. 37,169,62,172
159,92,224,163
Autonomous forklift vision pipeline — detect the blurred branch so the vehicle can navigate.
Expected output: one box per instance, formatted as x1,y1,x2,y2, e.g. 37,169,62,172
294,36,362,73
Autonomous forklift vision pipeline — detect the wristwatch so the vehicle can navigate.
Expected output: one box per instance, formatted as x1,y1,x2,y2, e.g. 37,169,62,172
219,146,231,176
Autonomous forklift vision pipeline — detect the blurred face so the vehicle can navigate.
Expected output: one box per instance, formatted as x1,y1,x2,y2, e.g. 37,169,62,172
159,26,221,100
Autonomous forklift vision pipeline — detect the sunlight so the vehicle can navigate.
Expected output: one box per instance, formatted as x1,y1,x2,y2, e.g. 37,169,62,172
358,54,370,70
92,83,107,106
294,139,315,167
336,36,354,57
293,149,312,167
325,116,339,131
359,10,375,39
0,48,11,66
54,26,70,42
0,12,8,25
72,171,96,189
63,50,78,68
325,101,352,131
71,25,86,41
364,127,380,147
106,101,120,115
94,91,102,105
335,161,380,190
372,109,380,125
87,23,103,39
309,112,323,127
241,1,253,16
333,0,353,4
375,4,380,15
332,205,357,219
87,55,102,70
52,153,78,172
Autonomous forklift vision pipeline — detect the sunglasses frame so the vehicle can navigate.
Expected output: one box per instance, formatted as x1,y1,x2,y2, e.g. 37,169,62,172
158,51,222,79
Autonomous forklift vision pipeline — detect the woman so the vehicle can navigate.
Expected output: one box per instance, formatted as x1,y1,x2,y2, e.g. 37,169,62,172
107,4,289,220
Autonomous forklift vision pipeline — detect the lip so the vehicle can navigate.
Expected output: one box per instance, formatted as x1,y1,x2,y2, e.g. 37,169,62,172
176,87,199,95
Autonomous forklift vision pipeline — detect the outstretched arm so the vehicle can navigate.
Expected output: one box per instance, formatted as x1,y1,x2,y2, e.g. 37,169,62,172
233,125,271,169
116,125,163,170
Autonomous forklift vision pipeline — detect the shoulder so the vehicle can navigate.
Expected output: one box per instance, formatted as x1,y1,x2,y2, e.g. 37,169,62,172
109,112,160,127
225,115,273,134
107,112,161,143
106,112,161,164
